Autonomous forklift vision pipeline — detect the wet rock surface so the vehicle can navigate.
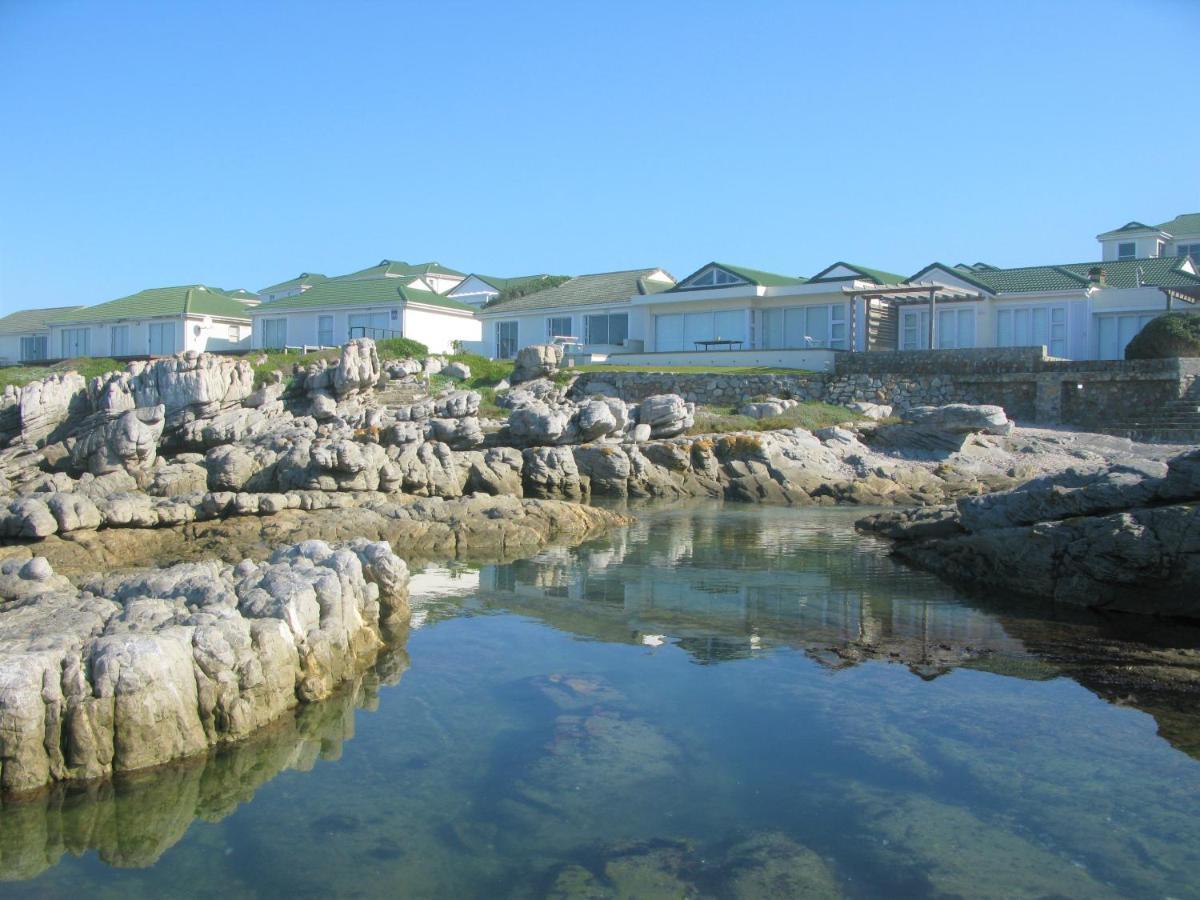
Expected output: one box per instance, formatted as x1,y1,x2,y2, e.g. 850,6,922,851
859,448,1200,617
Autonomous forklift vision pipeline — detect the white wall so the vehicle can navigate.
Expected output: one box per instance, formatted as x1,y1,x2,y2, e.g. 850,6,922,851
403,305,481,354
251,301,478,354
1100,235,1165,261
47,316,249,358
597,348,837,372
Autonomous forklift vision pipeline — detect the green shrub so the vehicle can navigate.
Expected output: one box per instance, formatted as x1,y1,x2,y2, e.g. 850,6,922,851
445,351,513,387
1125,312,1200,359
375,337,428,359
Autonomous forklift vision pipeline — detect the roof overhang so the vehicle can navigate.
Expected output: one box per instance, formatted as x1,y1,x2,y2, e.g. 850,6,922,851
1159,285,1200,305
841,282,987,304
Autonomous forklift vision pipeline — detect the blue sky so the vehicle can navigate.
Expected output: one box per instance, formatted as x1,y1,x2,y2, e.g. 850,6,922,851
1,0,1197,314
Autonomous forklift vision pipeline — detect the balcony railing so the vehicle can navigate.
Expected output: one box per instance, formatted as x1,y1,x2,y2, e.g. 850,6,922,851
348,326,404,341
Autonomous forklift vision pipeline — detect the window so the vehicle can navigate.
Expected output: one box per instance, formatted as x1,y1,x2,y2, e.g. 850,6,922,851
684,267,744,288
759,304,847,349
348,312,391,339
148,322,177,356
110,325,130,357
1097,312,1157,360
546,316,572,341
936,307,975,349
1117,242,1136,261
262,318,287,349
318,315,334,346
901,309,930,350
19,335,47,361
496,321,518,358
60,328,90,358
584,313,629,346
1177,243,1200,262
995,305,1067,356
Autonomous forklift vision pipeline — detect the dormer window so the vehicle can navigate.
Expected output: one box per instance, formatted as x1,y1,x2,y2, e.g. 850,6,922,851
1177,243,1200,263
687,267,743,288
1117,242,1136,261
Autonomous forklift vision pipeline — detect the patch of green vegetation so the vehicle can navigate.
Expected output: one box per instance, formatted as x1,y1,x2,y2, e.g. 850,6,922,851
0,357,127,392
1125,312,1200,359
571,364,815,375
444,351,513,387
250,349,341,387
375,337,429,359
688,401,862,435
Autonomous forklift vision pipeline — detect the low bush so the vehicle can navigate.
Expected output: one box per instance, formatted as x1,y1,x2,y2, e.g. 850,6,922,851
375,337,429,359
1125,313,1200,359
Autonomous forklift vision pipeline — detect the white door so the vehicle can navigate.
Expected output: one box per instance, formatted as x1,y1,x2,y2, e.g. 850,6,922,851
495,321,518,358
901,309,930,350
148,322,177,356
936,308,975,349
318,315,334,346
1097,313,1156,360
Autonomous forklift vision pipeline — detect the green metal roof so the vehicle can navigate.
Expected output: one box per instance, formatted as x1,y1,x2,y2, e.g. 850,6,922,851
0,305,85,335
220,288,260,303
1102,220,1157,235
258,272,328,294
249,277,474,314
1159,213,1200,236
479,268,674,314
915,256,1200,293
56,286,251,324
669,262,807,291
334,259,466,282
807,261,908,284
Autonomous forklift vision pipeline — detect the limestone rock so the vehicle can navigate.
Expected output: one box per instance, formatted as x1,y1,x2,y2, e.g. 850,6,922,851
636,394,694,438
511,343,564,384
442,361,470,380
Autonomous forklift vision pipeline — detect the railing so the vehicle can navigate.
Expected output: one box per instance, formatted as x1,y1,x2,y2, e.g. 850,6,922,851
348,326,404,341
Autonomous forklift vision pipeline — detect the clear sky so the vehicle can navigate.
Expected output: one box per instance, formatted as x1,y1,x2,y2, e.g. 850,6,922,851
1,0,1198,314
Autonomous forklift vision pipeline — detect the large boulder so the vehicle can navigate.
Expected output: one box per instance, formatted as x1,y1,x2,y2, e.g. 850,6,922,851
17,374,88,445
508,401,571,447
69,405,166,475
636,395,694,439
331,338,381,397
511,344,564,384
904,403,1012,435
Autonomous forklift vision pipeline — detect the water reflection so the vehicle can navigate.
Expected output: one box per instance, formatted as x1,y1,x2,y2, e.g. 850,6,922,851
3,504,1199,897
0,645,409,882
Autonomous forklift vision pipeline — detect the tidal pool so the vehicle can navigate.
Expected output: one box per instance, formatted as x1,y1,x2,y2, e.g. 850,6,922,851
2,505,1199,898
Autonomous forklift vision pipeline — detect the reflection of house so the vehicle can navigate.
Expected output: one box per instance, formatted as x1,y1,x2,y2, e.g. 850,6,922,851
47,286,252,358
249,278,480,353
0,306,83,364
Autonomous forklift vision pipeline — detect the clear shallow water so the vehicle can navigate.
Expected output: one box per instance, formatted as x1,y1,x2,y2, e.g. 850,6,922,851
2,505,1200,898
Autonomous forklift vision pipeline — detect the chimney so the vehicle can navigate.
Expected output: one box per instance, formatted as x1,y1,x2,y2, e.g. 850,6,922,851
1088,266,1106,286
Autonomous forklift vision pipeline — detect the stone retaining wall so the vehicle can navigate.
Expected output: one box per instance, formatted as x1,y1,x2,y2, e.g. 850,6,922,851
570,350,1200,433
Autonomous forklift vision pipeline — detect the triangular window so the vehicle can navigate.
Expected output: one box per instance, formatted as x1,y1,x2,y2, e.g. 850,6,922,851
685,266,745,288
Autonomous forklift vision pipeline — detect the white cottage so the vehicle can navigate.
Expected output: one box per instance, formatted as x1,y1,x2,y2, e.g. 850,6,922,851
0,305,83,365
476,268,676,358
47,286,252,359
249,278,480,353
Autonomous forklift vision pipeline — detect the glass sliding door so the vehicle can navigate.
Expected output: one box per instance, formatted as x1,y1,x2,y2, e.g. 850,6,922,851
317,316,334,346
60,328,90,358
110,325,131,357
995,305,1067,356
496,321,518,358
20,335,47,361
148,322,177,356
262,318,287,350
1096,312,1156,360
654,314,684,351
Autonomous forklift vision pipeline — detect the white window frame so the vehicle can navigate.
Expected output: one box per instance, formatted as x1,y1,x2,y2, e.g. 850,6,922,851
19,335,47,362
148,321,177,356
994,303,1067,357
1117,241,1136,261
317,315,334,346
760,303,847,349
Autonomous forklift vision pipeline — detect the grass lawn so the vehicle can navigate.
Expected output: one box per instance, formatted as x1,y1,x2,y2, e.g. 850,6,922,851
0,358,128,392
688,402,862,435
570,364,816,375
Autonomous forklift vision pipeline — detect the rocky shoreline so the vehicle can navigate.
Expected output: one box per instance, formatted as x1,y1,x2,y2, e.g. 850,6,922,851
859,449,1200,618
0,339,1195,794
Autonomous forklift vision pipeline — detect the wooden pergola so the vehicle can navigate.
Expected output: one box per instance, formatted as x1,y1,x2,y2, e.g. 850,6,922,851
842,282,987,351
1160,284,1200,310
